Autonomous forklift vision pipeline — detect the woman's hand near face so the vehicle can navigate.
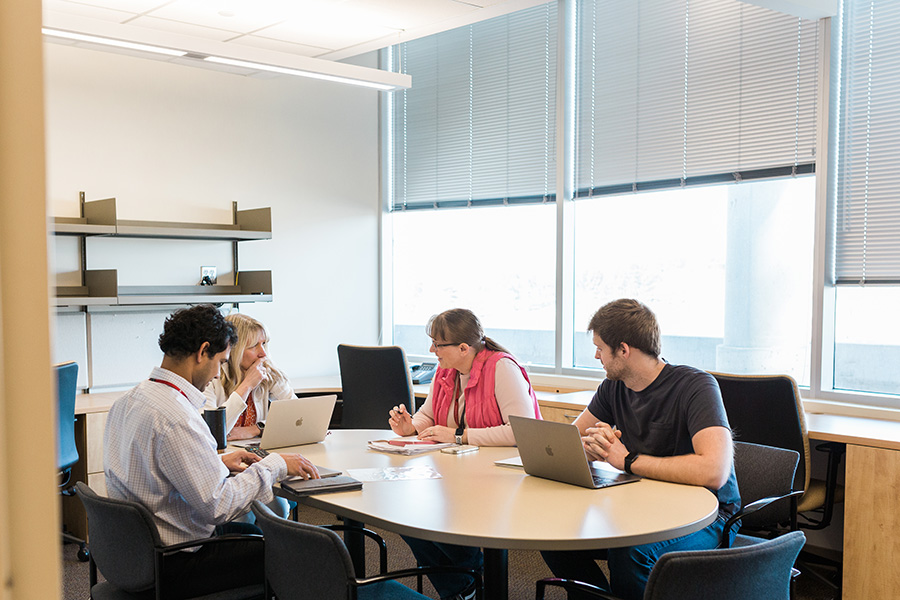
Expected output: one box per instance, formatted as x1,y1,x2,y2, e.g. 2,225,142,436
388,404,417,436
235,358,268,399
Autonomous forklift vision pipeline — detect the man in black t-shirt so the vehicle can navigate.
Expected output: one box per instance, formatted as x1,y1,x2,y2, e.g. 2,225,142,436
541,299,739,600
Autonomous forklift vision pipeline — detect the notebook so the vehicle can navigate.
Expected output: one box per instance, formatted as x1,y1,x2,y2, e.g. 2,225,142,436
509,415,641,489
281,474,362,497
232,394,337,450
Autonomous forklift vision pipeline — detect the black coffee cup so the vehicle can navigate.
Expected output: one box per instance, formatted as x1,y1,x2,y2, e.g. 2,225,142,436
202,407,227,451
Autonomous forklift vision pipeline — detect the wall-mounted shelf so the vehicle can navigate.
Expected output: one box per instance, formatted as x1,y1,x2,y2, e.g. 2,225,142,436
54,269,272,308
51,197,272,240
53,194,273,309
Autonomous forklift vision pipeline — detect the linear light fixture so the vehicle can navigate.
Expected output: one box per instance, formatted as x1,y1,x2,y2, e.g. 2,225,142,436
42,28,187,57
203,56,395,91
41,19,411,91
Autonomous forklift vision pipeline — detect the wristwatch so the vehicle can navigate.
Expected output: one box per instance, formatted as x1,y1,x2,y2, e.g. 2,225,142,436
624,451,640,474
256,422,265,432
455,427,464,445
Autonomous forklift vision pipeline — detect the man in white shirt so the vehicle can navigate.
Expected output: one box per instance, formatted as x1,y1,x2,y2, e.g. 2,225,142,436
105,304,319,599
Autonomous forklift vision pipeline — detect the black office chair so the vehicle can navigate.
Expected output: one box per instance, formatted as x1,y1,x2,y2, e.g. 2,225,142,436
57,361,89,562
536,530,806,600
337,344,415,429
75,482,265,600
251,501,483,600
722,442,805,599
723,441,803,544
709,372,845,530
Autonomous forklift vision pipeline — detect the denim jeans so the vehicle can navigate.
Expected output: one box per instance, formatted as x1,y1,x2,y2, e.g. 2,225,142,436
401,536,482,599
541,513,733,600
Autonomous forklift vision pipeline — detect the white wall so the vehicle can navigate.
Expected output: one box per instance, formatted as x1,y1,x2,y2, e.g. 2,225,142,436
44,43,382,388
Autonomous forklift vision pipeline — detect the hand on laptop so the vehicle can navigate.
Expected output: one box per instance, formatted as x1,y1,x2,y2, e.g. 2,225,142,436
388,404,417,436
279,453,321,480
227,425,262,441
582,422,624,464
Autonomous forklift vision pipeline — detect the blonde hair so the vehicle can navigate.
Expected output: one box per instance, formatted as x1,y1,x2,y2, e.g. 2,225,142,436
219,313,289,397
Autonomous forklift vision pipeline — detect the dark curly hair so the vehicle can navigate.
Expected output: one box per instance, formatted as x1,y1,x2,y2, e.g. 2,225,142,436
158,304,237,359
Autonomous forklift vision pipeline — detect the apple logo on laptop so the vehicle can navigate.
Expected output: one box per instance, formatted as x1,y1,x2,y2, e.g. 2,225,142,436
295,417,303,427
545,445,554,457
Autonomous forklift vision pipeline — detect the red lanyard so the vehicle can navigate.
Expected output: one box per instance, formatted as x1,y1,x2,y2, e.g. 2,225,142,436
149,378,190,400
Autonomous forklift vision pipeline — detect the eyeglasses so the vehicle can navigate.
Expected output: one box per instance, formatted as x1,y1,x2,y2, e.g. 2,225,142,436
432,341,460,348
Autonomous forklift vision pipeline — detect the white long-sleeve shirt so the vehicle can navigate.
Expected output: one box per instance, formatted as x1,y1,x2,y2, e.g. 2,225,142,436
412,357,534,446
104,366,288,546
203,375,295,432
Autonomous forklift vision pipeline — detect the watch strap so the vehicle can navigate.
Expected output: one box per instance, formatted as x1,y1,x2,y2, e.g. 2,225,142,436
455,426,464,445
624,451,640,474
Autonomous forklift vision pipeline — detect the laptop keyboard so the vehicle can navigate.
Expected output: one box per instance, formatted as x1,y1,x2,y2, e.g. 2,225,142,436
591,474,621,488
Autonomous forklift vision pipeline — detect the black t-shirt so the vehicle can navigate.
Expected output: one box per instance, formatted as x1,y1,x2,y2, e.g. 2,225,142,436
586,363,740,517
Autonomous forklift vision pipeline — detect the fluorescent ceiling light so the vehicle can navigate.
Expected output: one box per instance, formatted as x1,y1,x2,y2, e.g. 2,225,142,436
203,56,395,91
41,28,187,57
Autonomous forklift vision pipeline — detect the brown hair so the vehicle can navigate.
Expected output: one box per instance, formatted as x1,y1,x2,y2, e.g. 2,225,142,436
426,308,511,355
587,299,661,358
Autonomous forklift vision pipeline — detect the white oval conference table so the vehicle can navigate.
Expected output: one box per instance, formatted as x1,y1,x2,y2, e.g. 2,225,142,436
273,429,719,600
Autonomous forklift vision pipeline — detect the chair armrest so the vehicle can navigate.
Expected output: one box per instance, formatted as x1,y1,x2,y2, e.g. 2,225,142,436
357,565,483,599
321,524,388,574
719,490,804,548
536,578,620,600
156,533,263,556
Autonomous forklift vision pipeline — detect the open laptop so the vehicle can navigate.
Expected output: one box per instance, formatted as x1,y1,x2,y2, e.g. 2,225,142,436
509,415,641,489
232,394,337,450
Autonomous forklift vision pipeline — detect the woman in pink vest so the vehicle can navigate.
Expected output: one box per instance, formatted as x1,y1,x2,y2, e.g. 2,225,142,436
388,308,542,600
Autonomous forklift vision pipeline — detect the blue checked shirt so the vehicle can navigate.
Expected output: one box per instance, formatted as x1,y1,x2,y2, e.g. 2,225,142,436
104,367,287,546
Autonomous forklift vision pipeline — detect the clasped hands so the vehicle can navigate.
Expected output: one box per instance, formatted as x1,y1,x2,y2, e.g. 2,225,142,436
582,422,628,471
388,404,456,443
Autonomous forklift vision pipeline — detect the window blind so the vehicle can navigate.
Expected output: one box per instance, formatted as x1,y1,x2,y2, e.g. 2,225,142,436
834,0,900,284
574,0,818,198
390,3,557,211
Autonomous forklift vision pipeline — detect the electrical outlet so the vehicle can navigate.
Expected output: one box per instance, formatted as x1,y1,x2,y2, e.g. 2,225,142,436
200,266,217,285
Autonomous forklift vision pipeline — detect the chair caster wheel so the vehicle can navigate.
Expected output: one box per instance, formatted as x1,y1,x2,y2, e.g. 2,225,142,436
77,547,90,562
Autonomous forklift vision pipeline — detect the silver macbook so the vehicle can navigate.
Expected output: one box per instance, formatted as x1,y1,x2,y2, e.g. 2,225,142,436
233,394,337,450
509,415,641,489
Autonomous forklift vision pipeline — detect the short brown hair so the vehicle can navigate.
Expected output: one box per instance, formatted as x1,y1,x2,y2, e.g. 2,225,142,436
587,299,660,358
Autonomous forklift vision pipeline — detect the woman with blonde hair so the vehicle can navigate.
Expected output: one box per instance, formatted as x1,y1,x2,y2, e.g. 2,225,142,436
203,313,294,441
387,308,542,600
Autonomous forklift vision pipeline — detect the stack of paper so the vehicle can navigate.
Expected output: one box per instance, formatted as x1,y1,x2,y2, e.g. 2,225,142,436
368,436,455,455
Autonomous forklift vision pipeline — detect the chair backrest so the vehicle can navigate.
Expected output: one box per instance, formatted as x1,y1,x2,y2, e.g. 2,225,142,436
252,501,356,600
709,372,810,493
56,361,79,471
337,344,414,429
644,530,806,600
75,481,162,593
733,441,799,529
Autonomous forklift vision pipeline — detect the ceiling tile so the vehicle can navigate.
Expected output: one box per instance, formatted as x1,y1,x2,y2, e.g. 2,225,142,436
43,0,136,23
256,5,401,51
127,15,241,42
146,0,288,34
228,34,325,58
58,0,172,14
341,0,476,30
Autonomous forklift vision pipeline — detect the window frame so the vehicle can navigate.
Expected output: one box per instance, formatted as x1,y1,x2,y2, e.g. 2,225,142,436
380,2,900,413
